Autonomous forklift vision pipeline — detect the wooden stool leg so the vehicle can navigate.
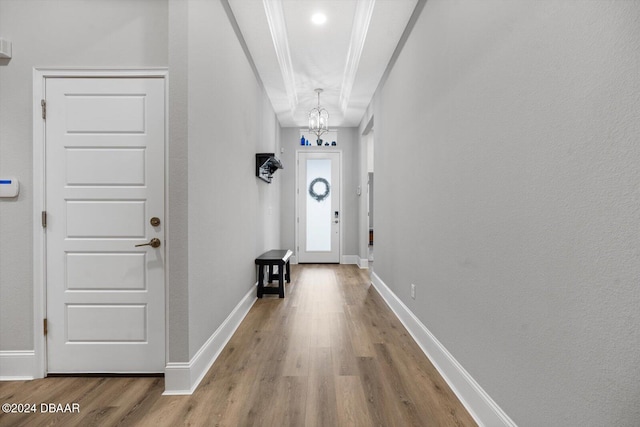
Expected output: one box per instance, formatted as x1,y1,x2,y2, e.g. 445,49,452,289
278,262,285,298
257,265,264,298
285,260,291,283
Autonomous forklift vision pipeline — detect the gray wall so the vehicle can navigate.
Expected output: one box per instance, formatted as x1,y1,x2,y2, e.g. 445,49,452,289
167,0,190,363
370,0,640,425
0,0,168,351
182,0,281,358
279,127,359,261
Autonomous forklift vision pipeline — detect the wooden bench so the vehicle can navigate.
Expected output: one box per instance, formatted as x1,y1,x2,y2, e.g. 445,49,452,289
255,249,292,298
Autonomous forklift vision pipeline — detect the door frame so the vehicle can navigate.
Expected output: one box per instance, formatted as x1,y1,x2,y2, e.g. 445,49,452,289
294,149,343,264
32,68,169,378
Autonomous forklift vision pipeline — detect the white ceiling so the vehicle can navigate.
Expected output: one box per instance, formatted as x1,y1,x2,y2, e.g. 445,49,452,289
227,0,418,128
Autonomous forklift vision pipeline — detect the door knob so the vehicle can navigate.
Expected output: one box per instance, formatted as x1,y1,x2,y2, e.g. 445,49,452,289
135,238,161,248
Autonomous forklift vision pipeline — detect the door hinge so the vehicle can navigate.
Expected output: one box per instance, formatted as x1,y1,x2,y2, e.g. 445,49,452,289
41,99,46,120
43,318,48,336
41,211,47,228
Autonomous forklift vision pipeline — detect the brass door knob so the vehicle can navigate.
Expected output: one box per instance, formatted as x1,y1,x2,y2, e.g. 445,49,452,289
135,238,161,248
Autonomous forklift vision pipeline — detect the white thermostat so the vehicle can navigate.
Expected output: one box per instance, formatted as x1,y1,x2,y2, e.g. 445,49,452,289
0,177,19,197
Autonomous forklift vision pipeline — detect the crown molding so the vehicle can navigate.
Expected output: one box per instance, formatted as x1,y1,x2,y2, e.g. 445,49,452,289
263,0,298,113
339,0,376,114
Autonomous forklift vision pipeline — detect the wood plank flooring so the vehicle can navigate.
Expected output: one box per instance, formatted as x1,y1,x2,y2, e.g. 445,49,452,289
0,264,476,427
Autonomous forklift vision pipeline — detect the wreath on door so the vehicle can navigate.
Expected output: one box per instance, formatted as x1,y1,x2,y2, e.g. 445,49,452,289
309,177,330,202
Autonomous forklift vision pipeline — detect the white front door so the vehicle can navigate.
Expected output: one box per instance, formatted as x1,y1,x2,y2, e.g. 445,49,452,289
45,77,165,373
297,151,341,263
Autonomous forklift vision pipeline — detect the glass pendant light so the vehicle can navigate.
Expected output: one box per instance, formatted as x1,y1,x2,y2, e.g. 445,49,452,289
308,88,329,140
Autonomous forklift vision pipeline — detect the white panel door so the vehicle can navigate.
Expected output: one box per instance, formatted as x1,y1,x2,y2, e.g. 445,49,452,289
45,77,165,373
297,151,341,263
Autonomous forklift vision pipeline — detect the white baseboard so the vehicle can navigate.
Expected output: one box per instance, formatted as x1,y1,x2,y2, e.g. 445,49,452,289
0,351,36,380
357,257,369,269
341,255,359,265
370,272,516,427
163,284,257,395
292,255,363,266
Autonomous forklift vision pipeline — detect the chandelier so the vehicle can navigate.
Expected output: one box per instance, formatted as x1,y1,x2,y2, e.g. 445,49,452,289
308,88,329,140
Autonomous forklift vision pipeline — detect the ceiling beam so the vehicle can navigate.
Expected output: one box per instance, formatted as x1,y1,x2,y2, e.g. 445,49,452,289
339,0,376,115
263,0,298,114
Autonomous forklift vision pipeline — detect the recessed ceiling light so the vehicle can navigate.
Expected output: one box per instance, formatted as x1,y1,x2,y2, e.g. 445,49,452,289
311,13,327,25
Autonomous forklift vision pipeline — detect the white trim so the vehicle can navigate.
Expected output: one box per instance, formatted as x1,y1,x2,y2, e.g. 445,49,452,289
339,0,376,114
343,255,369,268
263,0,298,113
0,351,36,381
341,255,359,265
32,68,169,378
32,68,46,379
370,272,517,427
357,257,369,269
163,284,258,395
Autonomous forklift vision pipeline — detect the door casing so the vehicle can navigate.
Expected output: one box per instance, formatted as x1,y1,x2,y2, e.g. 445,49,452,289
295,149,343,264
32,68,169,378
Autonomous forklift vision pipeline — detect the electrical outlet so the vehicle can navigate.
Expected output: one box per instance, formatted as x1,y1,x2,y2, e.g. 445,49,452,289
411,283,416,299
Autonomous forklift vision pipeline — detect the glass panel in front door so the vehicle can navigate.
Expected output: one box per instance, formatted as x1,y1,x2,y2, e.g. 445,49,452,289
306,158,332,251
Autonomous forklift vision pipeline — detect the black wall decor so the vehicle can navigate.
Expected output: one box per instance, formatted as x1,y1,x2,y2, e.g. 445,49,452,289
256,153,283,183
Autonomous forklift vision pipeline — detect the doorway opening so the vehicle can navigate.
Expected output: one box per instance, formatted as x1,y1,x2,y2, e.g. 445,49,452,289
32,69,168,377
296,150,342,263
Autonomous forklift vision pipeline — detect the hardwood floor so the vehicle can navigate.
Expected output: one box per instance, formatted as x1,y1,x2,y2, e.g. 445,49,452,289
0,264,476,427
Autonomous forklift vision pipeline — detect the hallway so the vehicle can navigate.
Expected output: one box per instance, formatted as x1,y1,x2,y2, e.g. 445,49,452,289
0,264,475,427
